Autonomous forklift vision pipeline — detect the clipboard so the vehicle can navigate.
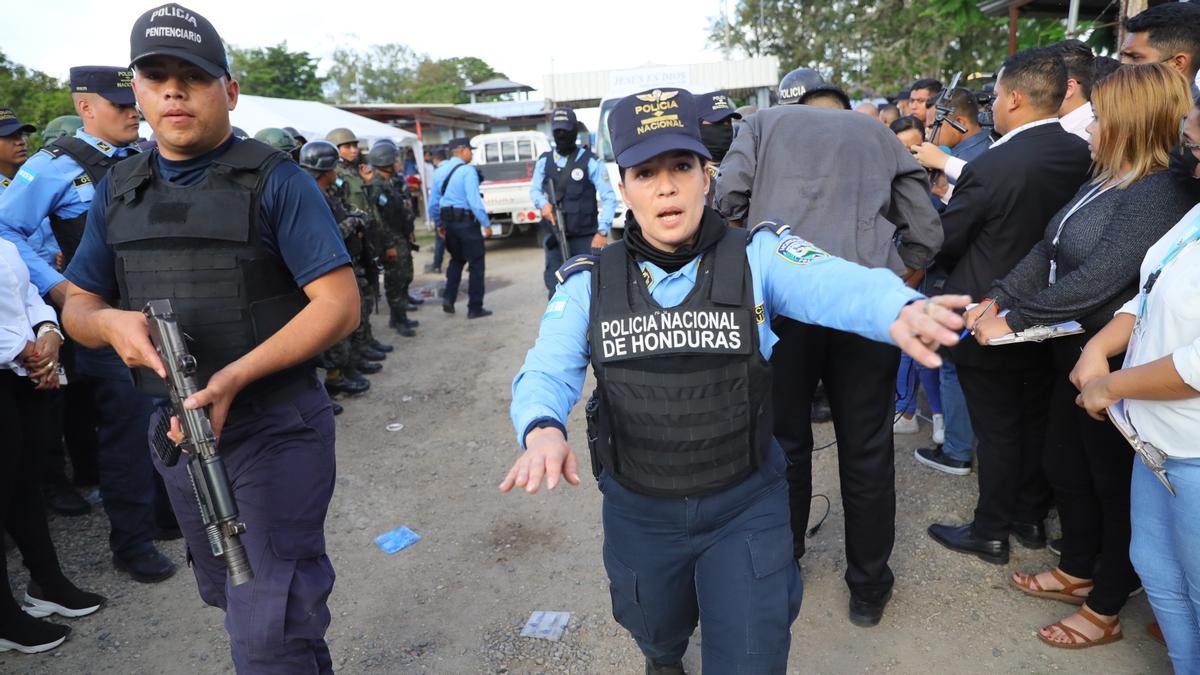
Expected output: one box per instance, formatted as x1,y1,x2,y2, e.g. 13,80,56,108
1107,399,1175,496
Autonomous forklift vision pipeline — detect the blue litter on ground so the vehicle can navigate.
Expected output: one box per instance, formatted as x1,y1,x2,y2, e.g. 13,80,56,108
520,611,571,641
375,526,421,554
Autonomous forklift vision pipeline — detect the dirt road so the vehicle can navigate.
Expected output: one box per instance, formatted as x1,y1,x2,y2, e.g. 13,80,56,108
2,238,1171,674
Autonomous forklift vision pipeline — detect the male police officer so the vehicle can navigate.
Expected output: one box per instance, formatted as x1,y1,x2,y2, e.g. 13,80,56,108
0,109,36,188
716,67,943,628
693,91,742,204
505,87,967,674
530,107,616,297
365,140,420,336
0,68,178,582
61,5,359,672
777,67,852,110
429,137,491,318
301,140,371,403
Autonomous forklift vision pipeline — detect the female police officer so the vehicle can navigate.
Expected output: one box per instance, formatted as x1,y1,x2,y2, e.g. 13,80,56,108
502,88,968,674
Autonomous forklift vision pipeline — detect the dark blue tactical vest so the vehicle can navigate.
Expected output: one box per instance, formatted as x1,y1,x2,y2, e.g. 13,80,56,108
41,136,122,268
541,149,599,237
586,227,773,497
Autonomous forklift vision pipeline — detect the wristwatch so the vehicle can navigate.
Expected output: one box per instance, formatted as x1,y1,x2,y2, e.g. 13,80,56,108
35,322,65,342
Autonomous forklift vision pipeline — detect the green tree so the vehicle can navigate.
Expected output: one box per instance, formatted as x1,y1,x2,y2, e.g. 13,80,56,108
323,44,506,104
0,51,73,148
228,42,324,100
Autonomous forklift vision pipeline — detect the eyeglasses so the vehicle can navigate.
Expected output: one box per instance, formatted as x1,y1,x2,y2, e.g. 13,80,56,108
1180,117,1200,151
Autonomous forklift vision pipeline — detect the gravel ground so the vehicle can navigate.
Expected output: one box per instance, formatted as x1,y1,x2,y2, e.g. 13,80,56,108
1,236,1172,674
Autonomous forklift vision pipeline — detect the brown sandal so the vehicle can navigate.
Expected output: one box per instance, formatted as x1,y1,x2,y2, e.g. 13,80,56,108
1037,605,1123,650
1010,568,1093,606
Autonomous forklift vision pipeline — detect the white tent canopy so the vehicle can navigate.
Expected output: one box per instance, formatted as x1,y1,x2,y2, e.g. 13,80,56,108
138,94,418,147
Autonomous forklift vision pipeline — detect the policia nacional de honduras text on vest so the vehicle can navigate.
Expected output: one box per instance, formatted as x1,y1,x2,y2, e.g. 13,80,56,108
104,139,311,400
540,149,599,237
579,226,773,498
40,136,123,268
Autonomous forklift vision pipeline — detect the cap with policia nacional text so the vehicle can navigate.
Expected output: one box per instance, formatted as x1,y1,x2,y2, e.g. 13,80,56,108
607,87,710,168
129,3,229,78
69,66,136,106
0,108,36,137
551,107,577,132
694,90,742,123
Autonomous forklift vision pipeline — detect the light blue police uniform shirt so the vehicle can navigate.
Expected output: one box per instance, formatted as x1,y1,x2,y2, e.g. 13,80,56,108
529,148,617,235
510,229,923,445
0,129,132,295
428,156,490,228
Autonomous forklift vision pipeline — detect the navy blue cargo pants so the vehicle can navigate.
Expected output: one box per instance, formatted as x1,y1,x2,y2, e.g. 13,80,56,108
150,383,337,674
599,441,802,673
443,218,485,312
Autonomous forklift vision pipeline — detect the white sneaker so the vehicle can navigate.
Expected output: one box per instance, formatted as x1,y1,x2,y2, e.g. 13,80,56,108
932,414,945,445
893,415,919,434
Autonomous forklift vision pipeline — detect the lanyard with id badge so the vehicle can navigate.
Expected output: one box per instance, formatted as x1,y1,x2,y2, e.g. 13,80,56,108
1116,215,1200,496
1048,178,1126,284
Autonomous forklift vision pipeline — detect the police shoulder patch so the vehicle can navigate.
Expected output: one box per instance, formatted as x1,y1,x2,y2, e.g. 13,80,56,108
775,237,829,265
543,292,570,320
554,254,596,285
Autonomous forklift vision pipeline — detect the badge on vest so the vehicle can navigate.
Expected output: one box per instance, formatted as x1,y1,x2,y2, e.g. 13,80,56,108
776,237,828,265
597,308,752,362
570,168,584,181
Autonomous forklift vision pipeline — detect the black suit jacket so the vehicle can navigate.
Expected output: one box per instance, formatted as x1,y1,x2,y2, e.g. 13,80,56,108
936,123,1092,369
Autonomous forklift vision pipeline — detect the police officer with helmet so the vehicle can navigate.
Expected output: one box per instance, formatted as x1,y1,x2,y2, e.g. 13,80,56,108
365,140,420,336
41,115,84,146
254,127,298,160
429,136,491,318
530,107,616,297
299,139,372,407
61,4,359,671
0,67,179,583
504,87,969,674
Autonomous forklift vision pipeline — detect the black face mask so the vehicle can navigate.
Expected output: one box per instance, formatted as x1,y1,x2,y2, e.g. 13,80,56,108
699,123,734,163
553,130,577,156
1169,142,1200,182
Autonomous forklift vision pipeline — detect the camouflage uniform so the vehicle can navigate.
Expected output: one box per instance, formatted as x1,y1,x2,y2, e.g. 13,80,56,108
335,160,382,354
366,173,417,331
320,184,367,373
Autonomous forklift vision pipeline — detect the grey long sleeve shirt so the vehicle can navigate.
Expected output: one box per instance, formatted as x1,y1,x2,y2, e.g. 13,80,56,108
714,105,942,273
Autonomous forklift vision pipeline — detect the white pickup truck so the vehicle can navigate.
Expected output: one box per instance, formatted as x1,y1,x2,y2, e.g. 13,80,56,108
470,131,549,239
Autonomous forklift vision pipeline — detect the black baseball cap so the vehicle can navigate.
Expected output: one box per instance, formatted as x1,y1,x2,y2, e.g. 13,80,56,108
0,108,36,137
69,66,136,105
551,107,577,132
607,87,710,168
447,137,471,150
129,3,229,78
694,90,742,123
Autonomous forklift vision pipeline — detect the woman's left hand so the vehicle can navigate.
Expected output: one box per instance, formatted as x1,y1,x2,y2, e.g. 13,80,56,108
1077,375,1118,421
23,328,63,387
973,315,1012,345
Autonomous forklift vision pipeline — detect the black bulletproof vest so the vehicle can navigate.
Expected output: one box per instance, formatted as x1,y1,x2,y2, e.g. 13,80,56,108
42,136,122,267
105,139,310,399
541,149,599,237
588,227,773,497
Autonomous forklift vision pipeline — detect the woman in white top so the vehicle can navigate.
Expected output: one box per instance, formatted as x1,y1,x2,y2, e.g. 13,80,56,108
1072,101,1200,672
0,238,105,654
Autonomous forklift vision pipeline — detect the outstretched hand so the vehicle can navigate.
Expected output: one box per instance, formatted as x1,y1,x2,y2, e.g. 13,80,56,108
500,426,581,494
889,295,970,368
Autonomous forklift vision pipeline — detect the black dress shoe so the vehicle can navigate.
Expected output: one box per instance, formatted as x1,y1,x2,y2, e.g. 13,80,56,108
848,588,893,627
113,550,176,583
369,339,394,353
331,401,344,416
355,360,382,374
325,376,369,396
927,523,1009,564
442,302,455,314
361,347,386,362
43,486,91,516
645,657,687,675
1012,521,1047,550
467,308,494,319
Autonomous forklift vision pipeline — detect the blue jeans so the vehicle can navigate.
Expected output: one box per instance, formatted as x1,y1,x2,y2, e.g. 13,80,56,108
1130,456,1200,673
938,361,975,462
895,353,941,416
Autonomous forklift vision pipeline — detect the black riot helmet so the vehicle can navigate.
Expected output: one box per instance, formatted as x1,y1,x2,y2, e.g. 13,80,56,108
298,140,339,172
777,67,826,105
368,141,399,169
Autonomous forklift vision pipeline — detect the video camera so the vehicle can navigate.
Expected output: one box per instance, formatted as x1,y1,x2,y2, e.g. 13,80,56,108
965,72,997,130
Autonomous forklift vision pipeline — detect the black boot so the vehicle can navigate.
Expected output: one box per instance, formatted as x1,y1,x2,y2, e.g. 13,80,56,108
407,293,425,305
355,360,382,375
391,308,417,337
369,339,394,353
